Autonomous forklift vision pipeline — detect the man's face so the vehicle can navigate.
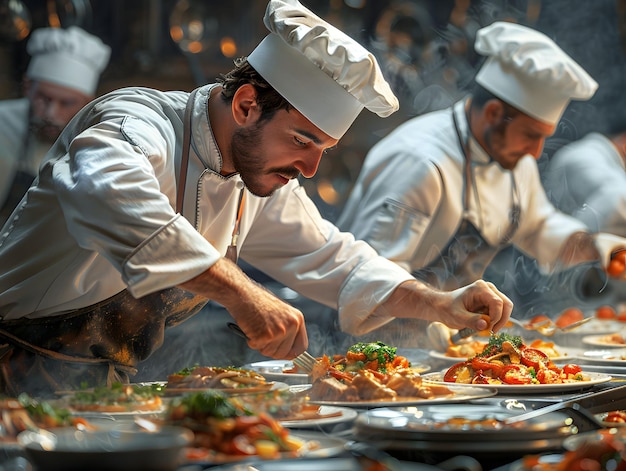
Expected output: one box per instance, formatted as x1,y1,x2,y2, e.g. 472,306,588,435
482,106,556,171
27,80,92,143
230,107,338,197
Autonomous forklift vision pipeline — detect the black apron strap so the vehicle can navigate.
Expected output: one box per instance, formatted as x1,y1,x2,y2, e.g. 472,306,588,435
0,90,208,397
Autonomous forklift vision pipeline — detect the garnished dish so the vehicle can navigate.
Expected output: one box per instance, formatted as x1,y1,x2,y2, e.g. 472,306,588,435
64,382,164,413
583,332,626,347
440,333,591,386
166,365,275,395
307,341,451,403
515,429,626,471
157,390,321,463
1,394,92,442
299,341,494,406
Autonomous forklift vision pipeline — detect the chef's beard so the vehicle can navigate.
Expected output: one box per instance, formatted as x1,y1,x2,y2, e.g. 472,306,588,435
483,118,518,171
29,115,64,143
231,122,300,197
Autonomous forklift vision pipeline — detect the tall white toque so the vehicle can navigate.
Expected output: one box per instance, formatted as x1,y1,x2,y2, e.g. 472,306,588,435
474,21,598,126
248,0,399,139
26,26,111,96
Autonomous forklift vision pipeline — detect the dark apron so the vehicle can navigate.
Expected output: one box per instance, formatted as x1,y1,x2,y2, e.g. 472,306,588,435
0,89,210,397
413,105,520,291
0,170,35,226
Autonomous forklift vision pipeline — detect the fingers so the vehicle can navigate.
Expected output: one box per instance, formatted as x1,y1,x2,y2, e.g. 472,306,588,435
466,280,513,332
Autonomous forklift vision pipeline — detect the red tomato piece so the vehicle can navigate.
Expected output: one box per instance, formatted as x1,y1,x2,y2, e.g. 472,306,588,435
535,367,561,384
500,364,533,384
443,362,473,383
520,348,550,369
561,363,582,376
555,308,584,328
470,357,502,377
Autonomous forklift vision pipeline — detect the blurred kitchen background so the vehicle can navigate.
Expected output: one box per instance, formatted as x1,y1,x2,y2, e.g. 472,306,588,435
2,0,625,223
1,0,625,372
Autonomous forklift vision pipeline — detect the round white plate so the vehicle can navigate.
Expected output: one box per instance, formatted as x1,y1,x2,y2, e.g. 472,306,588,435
421,371,612,394
578,348,626,365
582,333,626,348
279,405,358,428
308,383,497,408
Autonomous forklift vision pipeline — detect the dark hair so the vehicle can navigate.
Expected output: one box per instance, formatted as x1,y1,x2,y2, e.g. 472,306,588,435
217,57,293,124
469,83,521,119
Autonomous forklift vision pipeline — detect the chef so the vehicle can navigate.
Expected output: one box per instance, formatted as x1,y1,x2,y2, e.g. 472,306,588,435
544,127,626,237
0,0,512,396
0,26,111,227
337,22,626,329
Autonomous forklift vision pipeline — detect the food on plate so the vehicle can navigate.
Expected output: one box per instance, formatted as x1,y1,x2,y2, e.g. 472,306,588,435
603,410,626,424
306,341,451,402
0,393,92,441
159,390,316,462
555,307,585,328
527,339,565,359
596,333,626,345
607,249,626,278
443,333,588,385
166,365,272,392
596,305,618,320
65,382,163,412
520,429,626,470
445,340,487,358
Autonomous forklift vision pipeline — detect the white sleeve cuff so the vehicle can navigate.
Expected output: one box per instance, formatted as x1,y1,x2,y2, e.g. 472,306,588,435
123,214,220,297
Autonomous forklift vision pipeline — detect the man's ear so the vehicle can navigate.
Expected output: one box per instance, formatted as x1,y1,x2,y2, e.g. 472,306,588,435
484,99,505,125
231,84,260,126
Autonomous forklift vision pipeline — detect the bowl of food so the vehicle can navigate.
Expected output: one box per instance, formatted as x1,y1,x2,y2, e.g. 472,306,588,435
18,425,193,471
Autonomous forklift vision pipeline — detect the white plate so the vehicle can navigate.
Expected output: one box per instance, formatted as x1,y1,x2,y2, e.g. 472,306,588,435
573,319,625,334
421,371,612,394
428,346,579,364
308,383,497,408
583,333,626,348
279,405,358,428
578,349,626,365
242,360,310,384
184,431,347,465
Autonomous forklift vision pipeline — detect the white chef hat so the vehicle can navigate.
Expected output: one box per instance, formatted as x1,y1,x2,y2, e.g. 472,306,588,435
247,0,399,139
474,21,598,126
26,26,111,96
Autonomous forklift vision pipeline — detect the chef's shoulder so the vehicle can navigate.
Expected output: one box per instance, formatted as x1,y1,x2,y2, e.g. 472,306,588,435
70,87,190,156
367,107,457,164
0,98,29,157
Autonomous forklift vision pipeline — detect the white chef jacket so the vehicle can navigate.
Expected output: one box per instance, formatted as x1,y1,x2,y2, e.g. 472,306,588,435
0,98,51,211
0,85,412,335
338,100,620,281
544,132,626,237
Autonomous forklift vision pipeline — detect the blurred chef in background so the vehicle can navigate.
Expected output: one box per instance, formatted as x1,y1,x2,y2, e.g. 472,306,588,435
337,21,626,345
0,0,512,396
0,26,111,227
543,126,626,238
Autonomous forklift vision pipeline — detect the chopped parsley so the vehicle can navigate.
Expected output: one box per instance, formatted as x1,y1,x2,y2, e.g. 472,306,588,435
477,333,524,357
173,390,251,419
347,341,397,372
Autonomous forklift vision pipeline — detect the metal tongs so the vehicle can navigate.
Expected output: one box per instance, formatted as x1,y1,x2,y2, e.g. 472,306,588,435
508,316,593,337
449,316,593,344
503,384,626,431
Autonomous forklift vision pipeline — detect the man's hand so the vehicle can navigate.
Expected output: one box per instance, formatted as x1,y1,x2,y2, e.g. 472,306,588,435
385,279,513,333
179,258,308,359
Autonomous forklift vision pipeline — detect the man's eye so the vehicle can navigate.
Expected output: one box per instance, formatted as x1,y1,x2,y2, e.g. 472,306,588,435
294,136,307,146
